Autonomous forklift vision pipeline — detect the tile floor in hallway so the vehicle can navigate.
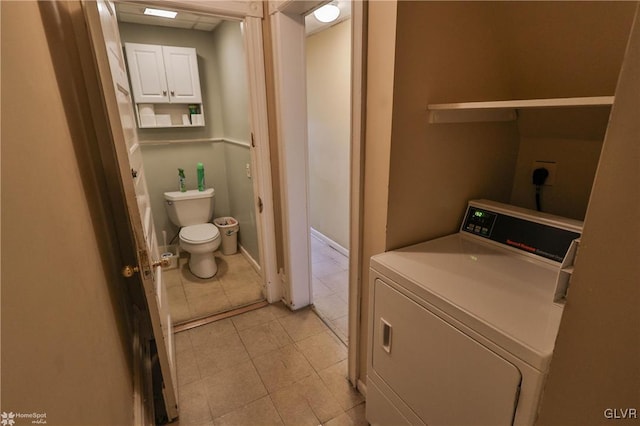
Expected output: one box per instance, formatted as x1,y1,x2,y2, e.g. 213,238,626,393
310,236,349,344
173,302,366,426
166,252,264,325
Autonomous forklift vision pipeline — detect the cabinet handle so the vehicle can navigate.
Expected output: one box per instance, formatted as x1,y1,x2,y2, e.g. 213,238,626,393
171,90,175,96
381,318,392,354
162,90,167,96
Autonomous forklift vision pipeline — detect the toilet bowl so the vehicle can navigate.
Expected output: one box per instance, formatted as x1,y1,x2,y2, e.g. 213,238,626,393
163,188,220,279
179,223,221,278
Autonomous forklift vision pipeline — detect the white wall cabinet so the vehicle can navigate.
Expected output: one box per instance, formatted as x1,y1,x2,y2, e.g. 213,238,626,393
124,42,204,128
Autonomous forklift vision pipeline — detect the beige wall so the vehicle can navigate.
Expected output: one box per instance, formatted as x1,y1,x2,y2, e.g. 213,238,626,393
306,19,351,249
140,142,231,240
509,136,604,220
213,21,259,260
509,107,611,220
358,0,638,390
538,7,640,423
492,1,636,100
359,0,397,380
1,2,134,424
213,21,252,142
387,1,520,250
385,1,635,249
498,1,636,220
224,143,260,262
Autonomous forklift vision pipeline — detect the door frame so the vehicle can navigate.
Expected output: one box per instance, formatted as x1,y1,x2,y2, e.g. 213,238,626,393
267,0,366,388
112,0,281,303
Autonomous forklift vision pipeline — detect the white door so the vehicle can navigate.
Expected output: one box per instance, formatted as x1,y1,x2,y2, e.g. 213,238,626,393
163,46,202,103
371,279,522,425
83,0,178,420
124,42,170,103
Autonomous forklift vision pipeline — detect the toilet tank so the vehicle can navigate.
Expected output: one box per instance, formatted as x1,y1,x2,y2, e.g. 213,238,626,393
164,188,215,227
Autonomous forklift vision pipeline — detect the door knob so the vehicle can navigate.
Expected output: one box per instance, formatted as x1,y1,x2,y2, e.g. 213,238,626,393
122,258,169,278
122,265,139,277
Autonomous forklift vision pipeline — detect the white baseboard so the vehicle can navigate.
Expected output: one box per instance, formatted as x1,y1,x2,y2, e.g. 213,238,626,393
357,379,367,398
310,227,349,257
239,244,261,273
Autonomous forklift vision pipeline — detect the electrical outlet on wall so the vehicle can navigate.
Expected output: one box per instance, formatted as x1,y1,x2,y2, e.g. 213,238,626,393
246,163,251,178
532,160,557,186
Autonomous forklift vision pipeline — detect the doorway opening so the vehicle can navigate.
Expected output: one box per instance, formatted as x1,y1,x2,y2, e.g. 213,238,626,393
114,2,268,326
269,0,365,388
304,2,352,344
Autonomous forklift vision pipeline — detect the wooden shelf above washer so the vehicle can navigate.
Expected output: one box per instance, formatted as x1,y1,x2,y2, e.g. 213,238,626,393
427,96,615,123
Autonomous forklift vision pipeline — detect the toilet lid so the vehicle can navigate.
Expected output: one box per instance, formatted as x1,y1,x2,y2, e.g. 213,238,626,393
180,223,220,244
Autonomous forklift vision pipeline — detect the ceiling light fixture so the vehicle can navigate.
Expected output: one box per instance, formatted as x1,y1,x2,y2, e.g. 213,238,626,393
313,4,340,23
143,8,178,19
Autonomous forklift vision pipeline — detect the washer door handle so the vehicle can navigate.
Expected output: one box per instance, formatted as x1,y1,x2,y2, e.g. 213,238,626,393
381,318,392,354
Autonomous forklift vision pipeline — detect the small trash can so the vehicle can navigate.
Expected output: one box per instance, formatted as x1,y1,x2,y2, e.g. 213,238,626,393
214,217,239,255
159,244,180,269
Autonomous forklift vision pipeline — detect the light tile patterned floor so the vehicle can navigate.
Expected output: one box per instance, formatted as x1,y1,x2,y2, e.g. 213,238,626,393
165,252,264,325
173,303,366,426
310,236,349,344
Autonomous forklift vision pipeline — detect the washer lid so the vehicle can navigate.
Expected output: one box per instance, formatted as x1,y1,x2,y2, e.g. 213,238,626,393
180,223,219,243
370,233,563,372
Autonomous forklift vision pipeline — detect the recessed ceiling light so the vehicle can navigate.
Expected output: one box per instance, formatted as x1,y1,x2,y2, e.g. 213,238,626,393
143,8,177,19
313,4,340,23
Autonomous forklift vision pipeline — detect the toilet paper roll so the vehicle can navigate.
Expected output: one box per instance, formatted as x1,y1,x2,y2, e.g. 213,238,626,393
139,104,155,115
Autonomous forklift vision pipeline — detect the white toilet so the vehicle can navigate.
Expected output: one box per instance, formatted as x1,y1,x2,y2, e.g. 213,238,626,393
164,188,221,278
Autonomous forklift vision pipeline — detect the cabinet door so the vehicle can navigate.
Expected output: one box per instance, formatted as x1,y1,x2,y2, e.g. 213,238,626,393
162,46,202,103
124,43,169,103
372,278,522,425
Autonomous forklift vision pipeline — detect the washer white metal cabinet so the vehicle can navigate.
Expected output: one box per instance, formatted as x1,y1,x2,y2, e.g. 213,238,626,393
366,200,582,426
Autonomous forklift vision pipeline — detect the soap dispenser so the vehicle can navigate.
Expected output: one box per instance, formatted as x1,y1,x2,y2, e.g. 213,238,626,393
197,163,205,191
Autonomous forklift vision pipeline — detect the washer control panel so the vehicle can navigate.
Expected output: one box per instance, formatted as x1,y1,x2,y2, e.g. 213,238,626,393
462,207,498,237
461,201,582,263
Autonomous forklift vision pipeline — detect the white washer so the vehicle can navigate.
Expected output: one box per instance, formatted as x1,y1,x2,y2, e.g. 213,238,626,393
366,200,582,426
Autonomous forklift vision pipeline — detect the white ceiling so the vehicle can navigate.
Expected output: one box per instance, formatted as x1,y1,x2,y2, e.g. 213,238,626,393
115,1,351,35
115,2,223,32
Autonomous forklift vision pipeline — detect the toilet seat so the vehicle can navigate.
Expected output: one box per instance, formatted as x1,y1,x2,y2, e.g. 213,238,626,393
180,223,220,244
